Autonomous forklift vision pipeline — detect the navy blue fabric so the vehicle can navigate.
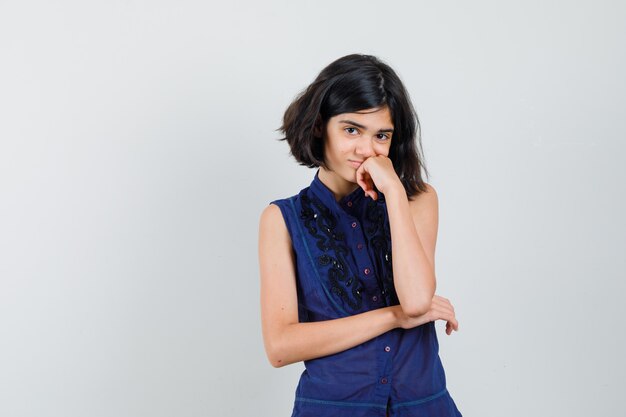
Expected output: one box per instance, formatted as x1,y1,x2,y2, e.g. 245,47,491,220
270,169,462,417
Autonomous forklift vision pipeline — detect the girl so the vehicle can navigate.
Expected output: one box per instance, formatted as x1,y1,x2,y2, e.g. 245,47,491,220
258,54,462,417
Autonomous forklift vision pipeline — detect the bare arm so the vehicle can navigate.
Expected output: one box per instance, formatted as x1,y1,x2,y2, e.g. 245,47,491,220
271,306,398,368
259,203,399,368
384,183,439,318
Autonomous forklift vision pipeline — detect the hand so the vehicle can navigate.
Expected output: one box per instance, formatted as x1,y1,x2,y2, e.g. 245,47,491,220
392,295,459,335
355,155,402,200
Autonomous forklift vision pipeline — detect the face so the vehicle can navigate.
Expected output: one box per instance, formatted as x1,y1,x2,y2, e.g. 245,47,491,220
317,106,394,185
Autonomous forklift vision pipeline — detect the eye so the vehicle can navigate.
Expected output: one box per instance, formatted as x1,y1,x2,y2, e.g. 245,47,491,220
377,134,391,141
344,127,359,135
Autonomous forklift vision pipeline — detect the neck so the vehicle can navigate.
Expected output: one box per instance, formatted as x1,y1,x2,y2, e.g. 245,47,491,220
318,167,360,202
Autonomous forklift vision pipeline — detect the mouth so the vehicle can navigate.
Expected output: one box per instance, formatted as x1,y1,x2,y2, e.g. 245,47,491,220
349,160,363,168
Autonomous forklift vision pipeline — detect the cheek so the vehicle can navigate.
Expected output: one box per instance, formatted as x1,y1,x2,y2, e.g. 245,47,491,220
326,142,346,162
375,143,391,156
334,142,351,156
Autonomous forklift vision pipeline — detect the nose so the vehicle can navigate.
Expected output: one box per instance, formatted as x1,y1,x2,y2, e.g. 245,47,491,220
356,136,376,158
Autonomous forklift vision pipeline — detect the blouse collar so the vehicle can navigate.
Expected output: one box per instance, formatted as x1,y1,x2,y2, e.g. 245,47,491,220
309,169,367,214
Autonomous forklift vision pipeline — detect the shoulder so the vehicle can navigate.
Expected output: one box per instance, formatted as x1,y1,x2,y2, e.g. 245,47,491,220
259,202,294,261
260,185,311,233
259,202,287,234
407,182,439,214
260,201,281,218
259,194,301,242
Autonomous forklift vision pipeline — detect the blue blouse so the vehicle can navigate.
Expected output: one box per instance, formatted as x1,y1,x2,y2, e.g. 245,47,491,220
269,169,462,417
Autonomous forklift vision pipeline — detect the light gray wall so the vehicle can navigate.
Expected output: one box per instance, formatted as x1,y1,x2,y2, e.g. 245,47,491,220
1,1,624,416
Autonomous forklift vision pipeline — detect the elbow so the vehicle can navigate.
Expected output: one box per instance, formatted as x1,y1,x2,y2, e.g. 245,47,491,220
401,296,433,319
402,305,428,319
268,352,287,368
400,273,437,318
266,340,289,369
270,355,293,369
264,323,298,368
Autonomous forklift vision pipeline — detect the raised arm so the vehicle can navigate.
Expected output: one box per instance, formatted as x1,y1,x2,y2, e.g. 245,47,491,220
258,203,399,368
384,182,439,318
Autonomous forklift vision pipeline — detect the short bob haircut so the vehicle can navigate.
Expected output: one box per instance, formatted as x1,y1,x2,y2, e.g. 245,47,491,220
277,53,429,200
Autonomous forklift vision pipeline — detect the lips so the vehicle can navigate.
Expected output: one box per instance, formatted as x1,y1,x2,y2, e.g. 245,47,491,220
349,160,363,168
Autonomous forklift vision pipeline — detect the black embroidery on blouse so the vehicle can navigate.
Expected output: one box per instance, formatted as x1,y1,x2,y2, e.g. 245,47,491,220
300,193,363,311
364,199,397,304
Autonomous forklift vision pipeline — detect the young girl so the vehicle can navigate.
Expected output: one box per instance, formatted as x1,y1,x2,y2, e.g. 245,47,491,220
258,54,462,417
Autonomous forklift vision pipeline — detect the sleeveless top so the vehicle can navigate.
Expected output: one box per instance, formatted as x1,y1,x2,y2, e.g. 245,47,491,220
269,169,463,417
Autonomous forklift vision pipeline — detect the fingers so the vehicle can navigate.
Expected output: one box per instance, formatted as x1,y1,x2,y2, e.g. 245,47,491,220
432,296,455,315
430,295,459,334
445,320,459,335
355,167,369,195
356,165,377,200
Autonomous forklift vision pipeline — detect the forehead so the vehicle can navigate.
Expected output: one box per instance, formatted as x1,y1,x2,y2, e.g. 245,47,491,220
330,106,393,127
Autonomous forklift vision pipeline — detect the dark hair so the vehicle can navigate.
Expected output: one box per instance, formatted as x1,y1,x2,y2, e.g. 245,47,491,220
276,53,430,200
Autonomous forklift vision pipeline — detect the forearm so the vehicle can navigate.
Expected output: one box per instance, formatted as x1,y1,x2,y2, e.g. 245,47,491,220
271,306,398,368
384,186,436,316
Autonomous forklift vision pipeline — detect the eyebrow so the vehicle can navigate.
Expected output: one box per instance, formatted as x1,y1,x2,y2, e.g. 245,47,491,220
338,119,394,134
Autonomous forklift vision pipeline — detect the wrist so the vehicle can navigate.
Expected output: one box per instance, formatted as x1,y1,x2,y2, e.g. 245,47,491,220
382,180,405,199
382,183,408,207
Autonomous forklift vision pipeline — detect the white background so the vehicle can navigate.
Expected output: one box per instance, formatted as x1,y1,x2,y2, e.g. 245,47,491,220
1,1,624,416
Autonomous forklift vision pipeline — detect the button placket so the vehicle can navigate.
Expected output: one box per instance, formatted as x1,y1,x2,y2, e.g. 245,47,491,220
350,219,371,292
346,216,374,304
